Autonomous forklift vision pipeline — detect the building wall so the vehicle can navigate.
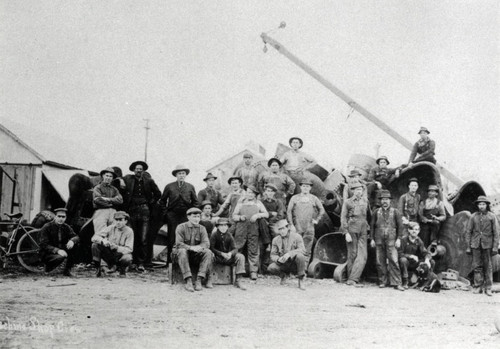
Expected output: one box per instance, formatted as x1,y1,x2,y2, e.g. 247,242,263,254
0,164,37,221
0,130,41,164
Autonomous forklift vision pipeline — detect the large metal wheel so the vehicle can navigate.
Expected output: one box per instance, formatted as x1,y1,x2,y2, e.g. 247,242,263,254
333,262,347,283
16,229,44,273
307,259,324,279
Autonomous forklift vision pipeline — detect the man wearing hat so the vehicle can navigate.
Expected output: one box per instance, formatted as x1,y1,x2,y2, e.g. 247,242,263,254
398,178,421,229
210,218,246,290
214,176,245,220
267,219,307,290
408,127,436,165
39,208,80,276
370,190,405,291
287,179,325,264
197,173,224,212
258,158,295,206
172,207,213,292
199,200,215,238
92,167,124,236
232,185,269,280
465,196,499,296
367,156,399,207
418,185,446,247
123,160,161,272
279,137,319,194
158,165,199,265
234,152,259,188
91,211,134,277
343,169,368,200
341,181,371,286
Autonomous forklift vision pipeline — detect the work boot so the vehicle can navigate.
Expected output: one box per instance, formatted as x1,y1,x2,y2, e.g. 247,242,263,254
194,277,203,291
234,275,246,290
279,272,287,286
205,274,213,289
250,272,257,280
119,267,127,277
402,278,409,289
93,261,102,278
395,285,405,292
298,276,306,291
184,277,194,292
62,268,73,277
473,287,482,294
106,265,117,274
485,289,493,297
345,280,355,286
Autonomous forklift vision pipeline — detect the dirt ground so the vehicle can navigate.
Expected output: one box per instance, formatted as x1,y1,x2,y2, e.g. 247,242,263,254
1,265,499,349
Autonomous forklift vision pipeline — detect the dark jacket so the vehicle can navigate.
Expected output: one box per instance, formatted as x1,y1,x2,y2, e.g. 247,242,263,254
370,207,404,243
210,230,238,258
39,221,80,257
465,211,499,250
122,174,161,210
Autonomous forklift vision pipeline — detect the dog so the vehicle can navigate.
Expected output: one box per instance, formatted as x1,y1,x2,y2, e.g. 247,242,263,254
415,261,441,293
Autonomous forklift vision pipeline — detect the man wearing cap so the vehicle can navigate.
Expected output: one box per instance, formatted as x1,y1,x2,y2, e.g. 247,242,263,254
367,156,399,207
268,219,307,290
258,158,295,206
91,211,134,277
210,218,246,290
197,173,224,212
370,190,405,291
343,169,368,200
92,167,124,236
233,185,269,280
408,127,436,165
173,207,213,292
341,182,371,286
418,185,446,247
465,196,499,296
398,178,421,229
213,176,245,220
39,208,80,276
123,160,161,272
234,152,259,188
199,200,215,238
287,179,325,264
398,222,432,289
159,165,199,264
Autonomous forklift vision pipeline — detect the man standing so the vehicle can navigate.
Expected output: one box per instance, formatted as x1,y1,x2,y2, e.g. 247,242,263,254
465,196,499,296
159,165,199,264
92,167,123,235
39,208,80,276
123,160,161,272
341,182,371,286
408,127,436,165
232,185,269,280
210,218,246,290
197,173,224,212
91,211,134,277
199,200,215,238
398,222,432,289
267,219,307,290
258,158,295,206
173,208,213,292
343,169,368,200
398,178,421,229
287,179,325,264
213,176,245,219
234,152,259,188
370,191,405,291
418,185,446,247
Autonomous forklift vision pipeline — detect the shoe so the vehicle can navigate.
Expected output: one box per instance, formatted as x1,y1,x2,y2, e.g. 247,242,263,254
485,289,493,297
473,287,482,294
184,282,194,292
279,273,287,286
298,277,306,291
402,279,409,289
395,285,405,291
106,265,117,274
205,276,213,289
62,269,73,277
194,278,203,291
234,277,246,290
354,283,364,288
119,267,126,277
345,280,355,286
137,264,145,273
250,272,257,280
379,284,386,288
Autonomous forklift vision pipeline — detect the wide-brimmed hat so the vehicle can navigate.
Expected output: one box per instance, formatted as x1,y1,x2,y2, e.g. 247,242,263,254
299,179,313,186
474,195,490,205
203,173,217,181
264,183,278,192
100,167,117,178
267,158,282,168
418,127,430,134
113,211,130,220
200,200,213,208
427,185,439,192
348,169,362,177
227,176,243,185
408,177,419,184
172,165,190,177
245,184,260,195
379,190,392,199
186,207,202,215
129,160,148,172
289,137,303,148
349,181,364,190
376,156,390,165
215,218,231,226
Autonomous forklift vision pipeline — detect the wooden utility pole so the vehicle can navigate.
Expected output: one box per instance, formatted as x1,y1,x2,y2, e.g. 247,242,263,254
143,119,150,162
261,33,463,187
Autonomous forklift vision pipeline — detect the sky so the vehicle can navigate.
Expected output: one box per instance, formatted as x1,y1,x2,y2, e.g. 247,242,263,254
0,1,498,192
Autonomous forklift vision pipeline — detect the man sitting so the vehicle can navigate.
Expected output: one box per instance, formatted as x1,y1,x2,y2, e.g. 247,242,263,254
39,208,80,276
91,211,134,277
398,222,432,289
210,218,246,290
267,219,307,290
173,207,214,292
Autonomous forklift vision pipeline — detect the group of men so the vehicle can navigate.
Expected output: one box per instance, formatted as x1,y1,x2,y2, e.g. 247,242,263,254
38,129,499,295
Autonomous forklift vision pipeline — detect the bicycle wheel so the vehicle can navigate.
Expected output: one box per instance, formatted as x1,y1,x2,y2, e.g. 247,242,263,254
16,229,44,273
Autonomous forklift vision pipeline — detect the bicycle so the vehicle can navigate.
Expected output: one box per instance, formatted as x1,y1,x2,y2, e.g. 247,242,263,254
0,212,43,273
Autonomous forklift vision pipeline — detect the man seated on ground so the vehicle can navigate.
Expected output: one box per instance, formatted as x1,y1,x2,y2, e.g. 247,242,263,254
39,208,80,277
91,211,134,277
173,207,214,292
397,222,432,289
267,219,307,290
210,218,246,290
